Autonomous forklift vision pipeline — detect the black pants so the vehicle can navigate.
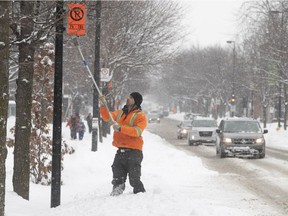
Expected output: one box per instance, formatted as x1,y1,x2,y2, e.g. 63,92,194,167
111,149,145,193
78,131,84,140
70,128,77,139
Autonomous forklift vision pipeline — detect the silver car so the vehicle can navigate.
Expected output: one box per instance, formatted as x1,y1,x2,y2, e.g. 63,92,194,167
187,118,218,146
148,113,160,123
216,118,268,158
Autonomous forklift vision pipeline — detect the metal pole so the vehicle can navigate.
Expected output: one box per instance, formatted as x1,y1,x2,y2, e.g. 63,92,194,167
51,0,64,208
227,40,236,117
278,12,284,128
92,0,102,151
278,83,282,128
232,42,236,117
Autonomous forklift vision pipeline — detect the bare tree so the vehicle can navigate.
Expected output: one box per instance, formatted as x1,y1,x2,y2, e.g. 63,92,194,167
101,1,184,100
239,0,288,125
0,1,10,215
11,1,56,200
63,1,184,110
12,1,37,200
160,45,231,116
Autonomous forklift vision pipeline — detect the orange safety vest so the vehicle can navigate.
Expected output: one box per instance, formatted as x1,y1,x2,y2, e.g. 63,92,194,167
100,106,147,151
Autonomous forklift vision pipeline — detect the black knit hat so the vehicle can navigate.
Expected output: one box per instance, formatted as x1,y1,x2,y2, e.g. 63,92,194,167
130,92,143,107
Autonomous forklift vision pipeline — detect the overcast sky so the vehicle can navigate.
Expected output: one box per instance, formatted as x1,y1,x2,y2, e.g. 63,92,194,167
180,0,246,48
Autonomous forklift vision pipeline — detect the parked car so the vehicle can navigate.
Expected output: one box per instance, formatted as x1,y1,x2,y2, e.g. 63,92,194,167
163,109,169,117
184,113,203,120
148,113,160,123
187,117,218,145
177,120,192,139
216,118,268,158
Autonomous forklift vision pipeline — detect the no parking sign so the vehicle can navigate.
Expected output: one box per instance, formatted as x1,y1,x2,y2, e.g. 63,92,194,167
100,68,112,82
67,4,86,36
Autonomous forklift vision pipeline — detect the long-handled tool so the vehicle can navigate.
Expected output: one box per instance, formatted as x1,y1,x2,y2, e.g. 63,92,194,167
73,37,115,123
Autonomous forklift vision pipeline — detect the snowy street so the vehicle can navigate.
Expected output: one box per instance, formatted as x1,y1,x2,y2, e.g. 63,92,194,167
5,114,288,216
147,116,288,215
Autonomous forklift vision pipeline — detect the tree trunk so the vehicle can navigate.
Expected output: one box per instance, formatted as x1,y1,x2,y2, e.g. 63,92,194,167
0,1,10,215
284,83,287,130
13,1,35,200
263,105,267,128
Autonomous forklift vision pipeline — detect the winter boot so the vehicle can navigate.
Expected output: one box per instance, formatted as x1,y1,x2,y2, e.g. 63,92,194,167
110,183,125,196
133,184,146,194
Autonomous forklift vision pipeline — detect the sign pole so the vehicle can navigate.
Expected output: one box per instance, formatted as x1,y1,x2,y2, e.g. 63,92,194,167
51,0,64,208
92,0,102,151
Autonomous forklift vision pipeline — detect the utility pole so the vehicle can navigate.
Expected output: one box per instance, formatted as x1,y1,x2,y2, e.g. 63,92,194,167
0,1,10,215
92,0,102,151
51,0,64,208
227,40,236,117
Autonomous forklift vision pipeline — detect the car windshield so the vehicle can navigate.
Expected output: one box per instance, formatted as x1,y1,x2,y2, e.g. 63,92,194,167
148,114,158,118
192,120,217,127
223,121,261,133
182,121,192,127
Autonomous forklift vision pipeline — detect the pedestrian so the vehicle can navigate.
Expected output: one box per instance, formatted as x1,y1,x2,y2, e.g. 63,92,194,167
77,119,86,140
66,112,80,139
86,113,92,133
99,92,147,196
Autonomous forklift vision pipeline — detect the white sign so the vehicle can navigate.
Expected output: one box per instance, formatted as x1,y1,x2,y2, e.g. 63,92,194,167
269,107,274,114
231,105,236,112
92,117,98,129
100,68,112,82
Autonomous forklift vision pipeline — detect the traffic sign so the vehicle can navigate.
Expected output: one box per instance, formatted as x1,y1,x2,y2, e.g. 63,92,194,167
231,105,236,112
67,4,86,36
100,68,113,82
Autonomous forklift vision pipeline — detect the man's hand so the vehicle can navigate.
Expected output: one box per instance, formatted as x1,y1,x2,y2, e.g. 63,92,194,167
99,95,107,106
112,123,121,132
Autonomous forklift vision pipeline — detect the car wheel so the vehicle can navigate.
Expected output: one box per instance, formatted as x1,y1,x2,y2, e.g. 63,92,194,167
188,140,193,146
259,148,265,159
259,153,265,159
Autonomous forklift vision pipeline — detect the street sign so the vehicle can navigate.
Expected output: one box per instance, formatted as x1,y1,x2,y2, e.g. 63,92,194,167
92,117,98,129
67,4,86,36
100,68,112,82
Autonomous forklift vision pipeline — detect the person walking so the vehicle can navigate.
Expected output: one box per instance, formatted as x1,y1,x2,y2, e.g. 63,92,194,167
77,119,86,140
86,113,92,133
99,92,147,196
66,112,80,139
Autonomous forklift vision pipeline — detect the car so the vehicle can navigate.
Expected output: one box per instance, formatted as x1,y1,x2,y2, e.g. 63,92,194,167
215,118,268,159
163,109,169,117
177,120,192,139
148,113,160,123
184,113,203,120
187,117,218,145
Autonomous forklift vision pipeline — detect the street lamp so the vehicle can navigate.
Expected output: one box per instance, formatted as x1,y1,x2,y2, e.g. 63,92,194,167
227,40,236,117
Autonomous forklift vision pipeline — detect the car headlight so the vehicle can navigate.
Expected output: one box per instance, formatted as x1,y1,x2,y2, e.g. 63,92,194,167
223,137,232,144
255,138,264,144
181,129,187,134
